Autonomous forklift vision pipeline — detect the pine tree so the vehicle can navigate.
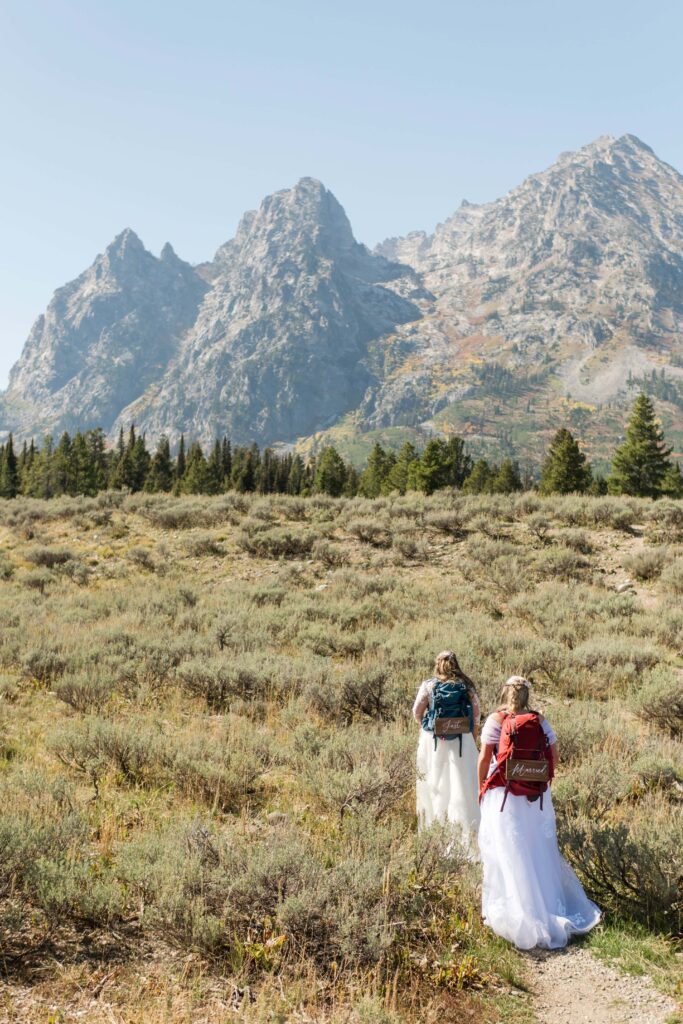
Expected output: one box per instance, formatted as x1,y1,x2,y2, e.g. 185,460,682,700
0,434,19,498
275,453,292,493
462,459,494,494
175,435,186,485
231,447,256,492
343,464,359,496
146,436,174,492
608,394,672,497
71,432,97,495
181,442,210,493
443,436,472,488
221,436,232,483
491,458,523,494
314,446,347,496
257,448,279,494
206,440,224,494
382,442,419,495
53,432,76,494
415,439,451,495
18,439,36,495
539,428,593,495
24,435,57,498
86,429,108,493
287,454,305,495
129,435,151,491
660,461,683,499
358,443,391,498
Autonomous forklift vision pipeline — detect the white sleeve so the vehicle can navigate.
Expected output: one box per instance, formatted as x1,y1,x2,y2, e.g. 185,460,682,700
481,714,502,747
412,680,432,721
542,719,557,745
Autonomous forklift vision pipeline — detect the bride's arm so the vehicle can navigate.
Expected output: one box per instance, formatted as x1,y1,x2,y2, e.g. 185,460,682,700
478,744,495,790
412,682,430,722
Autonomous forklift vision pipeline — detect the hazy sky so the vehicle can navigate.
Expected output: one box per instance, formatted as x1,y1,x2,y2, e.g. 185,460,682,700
1,0,682,386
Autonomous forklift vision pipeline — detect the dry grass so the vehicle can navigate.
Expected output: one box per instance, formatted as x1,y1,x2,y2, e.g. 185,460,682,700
0,491,681,1021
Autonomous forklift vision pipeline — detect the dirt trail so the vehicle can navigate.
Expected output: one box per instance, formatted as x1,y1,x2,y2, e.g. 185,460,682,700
525,946,678,1024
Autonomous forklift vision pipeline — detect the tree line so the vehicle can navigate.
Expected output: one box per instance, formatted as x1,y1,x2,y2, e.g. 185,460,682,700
0,394,680,500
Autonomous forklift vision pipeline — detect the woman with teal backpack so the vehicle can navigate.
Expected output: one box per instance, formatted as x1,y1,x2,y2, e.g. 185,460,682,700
412,650,481,854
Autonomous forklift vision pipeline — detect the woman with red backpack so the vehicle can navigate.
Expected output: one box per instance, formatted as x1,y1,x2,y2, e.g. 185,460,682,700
412,650,481,855
477,676,600,949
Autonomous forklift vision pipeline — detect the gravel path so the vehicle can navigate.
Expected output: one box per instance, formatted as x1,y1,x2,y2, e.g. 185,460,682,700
525,946,678,1024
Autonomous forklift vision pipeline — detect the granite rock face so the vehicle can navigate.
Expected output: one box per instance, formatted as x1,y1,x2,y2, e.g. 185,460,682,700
372,135,683,430
114,178,423,446
3,230,208,438
4,136,683,459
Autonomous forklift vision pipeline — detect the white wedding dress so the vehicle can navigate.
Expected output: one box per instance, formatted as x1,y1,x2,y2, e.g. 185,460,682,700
413,679,481,856
478,714,601,949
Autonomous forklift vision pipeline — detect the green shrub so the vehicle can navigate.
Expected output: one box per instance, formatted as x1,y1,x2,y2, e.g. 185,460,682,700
238,527,315,559
561,529,593,554
312,539,349,567
61,558,91,585
0,556,15,580
527,513,551,543
559,813,682,931
425,510,467,537
55,672,113,713
22,647,67,684
291,724,414,820
623,548,668,581
126,546,157,571
22,568,56,593
548,700,611,764
178,657,261,710
632,667,683,737
627,753,681,798
534,546,588,581
24,546,74,568
305,666,406,724
648,501,683,543
183,532,225,557
660,558,683,595
347,519,392,548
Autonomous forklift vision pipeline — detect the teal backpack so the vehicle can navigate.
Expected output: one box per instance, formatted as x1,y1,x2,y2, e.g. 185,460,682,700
422,678,474,755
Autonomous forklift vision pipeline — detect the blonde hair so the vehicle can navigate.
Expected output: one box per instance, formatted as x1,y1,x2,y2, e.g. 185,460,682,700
498,675,531,715
434,650,476,695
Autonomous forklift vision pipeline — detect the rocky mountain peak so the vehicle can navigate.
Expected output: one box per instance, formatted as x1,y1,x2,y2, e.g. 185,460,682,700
231,176,356,262
3,230,208,438
110,179,422,447
104,227,146,262
160,241,181,263
5,135,683,462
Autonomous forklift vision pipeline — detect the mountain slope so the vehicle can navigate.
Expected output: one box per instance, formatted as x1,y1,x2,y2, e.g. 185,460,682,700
367,134,683,460
113,178,423,447
4,136,683,462
2,231,208,438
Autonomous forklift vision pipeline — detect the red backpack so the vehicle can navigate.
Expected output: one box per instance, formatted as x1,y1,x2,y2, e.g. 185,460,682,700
481,711,554,811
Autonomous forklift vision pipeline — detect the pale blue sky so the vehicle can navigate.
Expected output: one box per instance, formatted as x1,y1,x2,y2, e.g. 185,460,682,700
1,0,682,386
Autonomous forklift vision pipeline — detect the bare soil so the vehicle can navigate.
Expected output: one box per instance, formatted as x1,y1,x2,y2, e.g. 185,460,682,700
526,946,679,1024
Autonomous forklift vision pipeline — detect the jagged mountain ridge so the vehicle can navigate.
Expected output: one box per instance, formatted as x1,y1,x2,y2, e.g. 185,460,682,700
3,135,683,461
4,231,208,438
111,178,423,446
2,179,422,448
369,134,683,455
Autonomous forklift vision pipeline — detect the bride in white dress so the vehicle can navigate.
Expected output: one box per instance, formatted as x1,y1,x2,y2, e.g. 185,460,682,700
477,677,601,949
412,650,481,854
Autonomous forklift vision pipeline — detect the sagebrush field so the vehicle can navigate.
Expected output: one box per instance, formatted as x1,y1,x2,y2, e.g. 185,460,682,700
0,491,681,1022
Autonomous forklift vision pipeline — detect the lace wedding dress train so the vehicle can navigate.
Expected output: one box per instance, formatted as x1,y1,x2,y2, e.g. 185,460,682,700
478,786,601,949
416,730,481,855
